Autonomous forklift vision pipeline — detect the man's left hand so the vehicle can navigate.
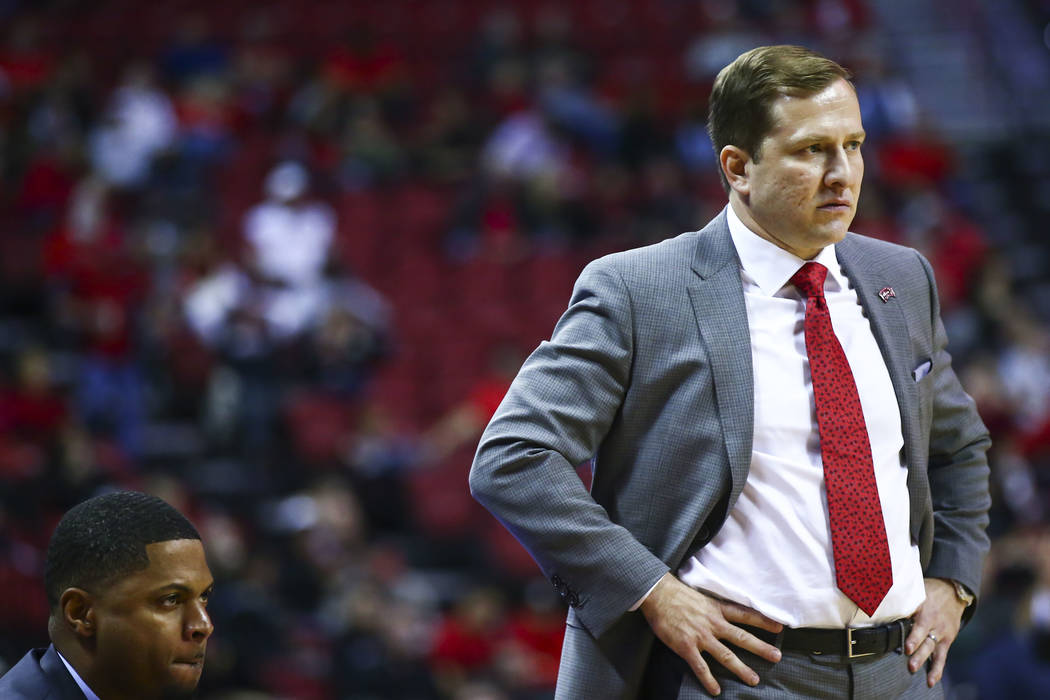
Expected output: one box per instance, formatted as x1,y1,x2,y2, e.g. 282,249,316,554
905,578,967,688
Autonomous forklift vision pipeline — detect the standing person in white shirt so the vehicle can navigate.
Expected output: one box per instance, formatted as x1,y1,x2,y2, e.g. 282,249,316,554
242,160,337,340
469,45,990,699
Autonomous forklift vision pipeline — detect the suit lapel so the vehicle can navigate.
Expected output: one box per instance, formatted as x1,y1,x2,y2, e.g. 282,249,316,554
682,225,927,544
837,237,926,540
40,645,90,700
687,213,754,508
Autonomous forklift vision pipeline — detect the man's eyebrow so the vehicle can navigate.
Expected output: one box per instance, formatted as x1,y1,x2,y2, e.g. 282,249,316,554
789,130,867,146
151,581,215,595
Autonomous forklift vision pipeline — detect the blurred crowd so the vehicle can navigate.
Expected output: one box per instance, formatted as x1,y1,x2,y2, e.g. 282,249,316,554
0,1,1048,698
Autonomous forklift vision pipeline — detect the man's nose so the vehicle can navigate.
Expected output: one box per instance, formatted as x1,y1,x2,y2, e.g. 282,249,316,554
186,602,214,641
824,147,855,188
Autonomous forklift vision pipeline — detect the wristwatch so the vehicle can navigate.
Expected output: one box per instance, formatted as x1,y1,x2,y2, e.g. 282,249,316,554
952,580,975,607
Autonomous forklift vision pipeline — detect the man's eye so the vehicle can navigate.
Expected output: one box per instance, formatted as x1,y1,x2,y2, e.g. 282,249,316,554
807,144,822,153
847,141,862,150
200,591,211,605
162,594,180,606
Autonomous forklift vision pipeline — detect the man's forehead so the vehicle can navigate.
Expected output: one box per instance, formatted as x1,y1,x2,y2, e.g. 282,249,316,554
116,540,211,590
143,539,203,555
143,539,209,571
767,82,862,135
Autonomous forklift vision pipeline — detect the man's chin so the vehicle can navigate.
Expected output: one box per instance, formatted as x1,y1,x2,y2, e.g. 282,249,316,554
161,677,202,700
161,685,200,700
815,222,851,246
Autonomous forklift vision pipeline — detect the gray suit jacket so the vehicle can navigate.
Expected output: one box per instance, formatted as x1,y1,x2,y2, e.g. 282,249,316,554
469,211,991,698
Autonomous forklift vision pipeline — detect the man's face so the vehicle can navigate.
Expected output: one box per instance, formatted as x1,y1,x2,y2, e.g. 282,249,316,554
90,539,214,700
733,78,865,259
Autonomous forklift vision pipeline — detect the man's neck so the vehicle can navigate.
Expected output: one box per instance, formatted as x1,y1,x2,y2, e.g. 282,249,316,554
54,647,102,700
728,195,822,260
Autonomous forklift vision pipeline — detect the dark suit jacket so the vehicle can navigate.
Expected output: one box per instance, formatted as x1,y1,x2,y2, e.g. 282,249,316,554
0,645,86,699
469,211,992,698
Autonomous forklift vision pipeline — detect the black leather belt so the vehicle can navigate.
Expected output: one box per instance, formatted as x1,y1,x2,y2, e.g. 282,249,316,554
744,618,912,659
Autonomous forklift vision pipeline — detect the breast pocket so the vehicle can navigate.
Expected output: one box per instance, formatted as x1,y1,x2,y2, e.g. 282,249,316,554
912,358,933,430
912,360,932,382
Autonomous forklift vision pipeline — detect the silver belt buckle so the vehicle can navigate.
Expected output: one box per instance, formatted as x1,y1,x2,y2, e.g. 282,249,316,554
847,627,876,659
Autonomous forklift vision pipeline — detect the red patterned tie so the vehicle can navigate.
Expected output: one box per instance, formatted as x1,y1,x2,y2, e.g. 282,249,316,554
791,261,893,616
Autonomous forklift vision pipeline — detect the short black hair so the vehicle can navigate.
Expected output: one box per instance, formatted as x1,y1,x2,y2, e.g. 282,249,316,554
44,491,201,609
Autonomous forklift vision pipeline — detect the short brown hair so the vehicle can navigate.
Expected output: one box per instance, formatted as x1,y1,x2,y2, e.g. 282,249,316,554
707,45,853,191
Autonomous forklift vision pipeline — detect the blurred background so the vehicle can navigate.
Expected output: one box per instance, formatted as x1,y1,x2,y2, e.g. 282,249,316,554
0,0,1048,698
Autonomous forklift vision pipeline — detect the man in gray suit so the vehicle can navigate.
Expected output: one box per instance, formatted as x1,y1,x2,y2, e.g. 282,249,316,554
469,45,990,699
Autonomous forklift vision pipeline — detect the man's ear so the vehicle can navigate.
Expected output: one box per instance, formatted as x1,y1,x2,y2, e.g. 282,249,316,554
60,588,97,639
719,145,751,197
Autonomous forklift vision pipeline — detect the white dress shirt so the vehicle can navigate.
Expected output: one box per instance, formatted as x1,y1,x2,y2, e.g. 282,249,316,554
677,205,925,628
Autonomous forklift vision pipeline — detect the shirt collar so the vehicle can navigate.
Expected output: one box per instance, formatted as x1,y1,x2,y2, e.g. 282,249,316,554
725,203,848,296
56,649,101,700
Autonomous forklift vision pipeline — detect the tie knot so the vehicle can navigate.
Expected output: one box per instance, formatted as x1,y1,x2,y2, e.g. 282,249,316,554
791,261,829,299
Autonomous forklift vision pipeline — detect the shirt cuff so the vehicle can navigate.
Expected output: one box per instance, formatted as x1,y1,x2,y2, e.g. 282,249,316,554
629,578,664,611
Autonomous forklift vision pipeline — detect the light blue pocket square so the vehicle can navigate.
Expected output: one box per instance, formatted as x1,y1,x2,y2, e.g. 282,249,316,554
913,360,932,382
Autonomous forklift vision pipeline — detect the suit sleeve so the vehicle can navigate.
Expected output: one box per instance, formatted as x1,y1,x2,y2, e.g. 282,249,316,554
916,251,992,610
469,259,670,638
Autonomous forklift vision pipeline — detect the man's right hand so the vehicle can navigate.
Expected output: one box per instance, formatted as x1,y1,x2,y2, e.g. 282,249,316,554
639,573,784,696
